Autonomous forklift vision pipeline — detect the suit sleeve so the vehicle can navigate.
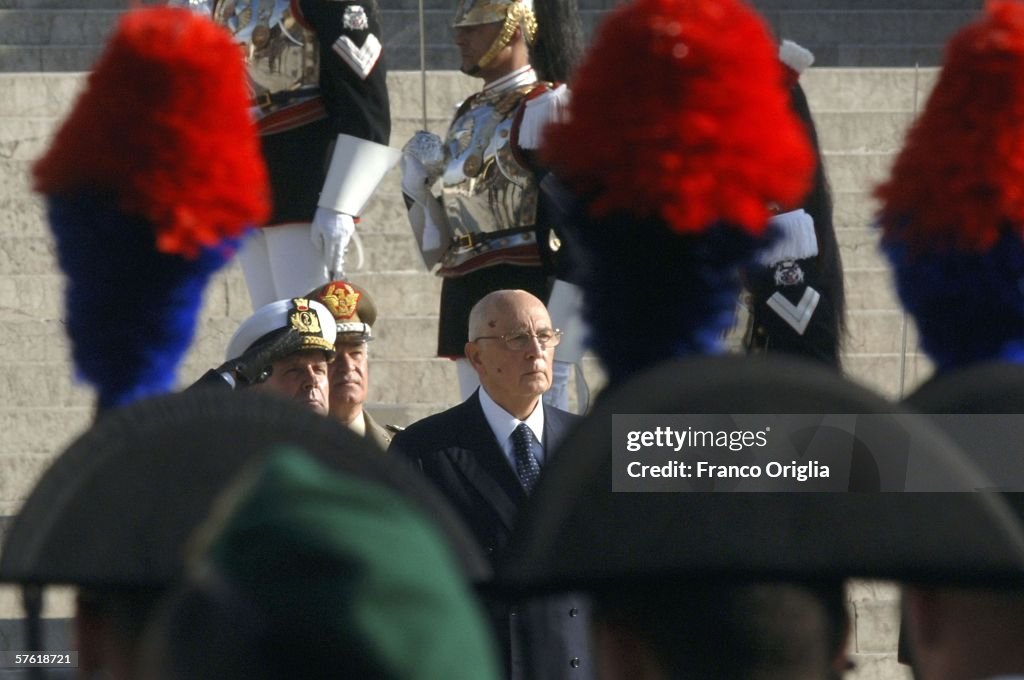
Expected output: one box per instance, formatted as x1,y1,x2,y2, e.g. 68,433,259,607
387,430,425,473
297,0,391,144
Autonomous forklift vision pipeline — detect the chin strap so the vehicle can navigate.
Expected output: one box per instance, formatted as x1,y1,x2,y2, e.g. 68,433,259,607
475,4,537,71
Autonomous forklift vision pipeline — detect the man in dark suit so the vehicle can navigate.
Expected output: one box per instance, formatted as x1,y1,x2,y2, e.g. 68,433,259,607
389,289,591,680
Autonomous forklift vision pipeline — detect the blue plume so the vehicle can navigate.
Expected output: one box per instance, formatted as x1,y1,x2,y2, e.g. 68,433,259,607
47,193,241,409
882,226,1024,373
561,207,764,386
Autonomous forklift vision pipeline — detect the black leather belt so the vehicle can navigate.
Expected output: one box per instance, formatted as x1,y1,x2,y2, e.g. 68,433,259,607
254,87,320,111
454,227,535,250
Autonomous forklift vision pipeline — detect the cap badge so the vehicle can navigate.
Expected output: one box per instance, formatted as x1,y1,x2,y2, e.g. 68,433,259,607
773,260,805,287
321,283,361,320
343,5,369,30
289,298,323,334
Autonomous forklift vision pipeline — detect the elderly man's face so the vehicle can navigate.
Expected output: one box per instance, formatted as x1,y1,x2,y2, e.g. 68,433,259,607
329,340,369,424
468,292,554,411
253,349,330,415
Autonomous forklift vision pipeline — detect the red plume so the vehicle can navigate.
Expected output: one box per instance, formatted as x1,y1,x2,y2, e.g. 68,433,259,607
541,0,814,237
876,0,1024,253
33,7,269,258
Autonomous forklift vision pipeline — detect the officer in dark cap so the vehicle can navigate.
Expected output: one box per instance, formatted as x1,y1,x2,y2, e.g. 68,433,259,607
307,280,393,448
497,355,1024,680
873,4,1024,671
0,390,488,680
901,363,1024,680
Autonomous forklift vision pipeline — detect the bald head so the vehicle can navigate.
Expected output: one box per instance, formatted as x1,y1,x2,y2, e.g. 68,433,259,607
468,290,547,341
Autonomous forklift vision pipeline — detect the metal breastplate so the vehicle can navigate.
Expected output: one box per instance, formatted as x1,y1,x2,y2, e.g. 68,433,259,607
213,0,320,116
440,87,540,239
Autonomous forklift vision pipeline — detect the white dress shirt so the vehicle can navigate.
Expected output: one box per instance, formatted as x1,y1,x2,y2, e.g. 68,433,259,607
478,387,546,471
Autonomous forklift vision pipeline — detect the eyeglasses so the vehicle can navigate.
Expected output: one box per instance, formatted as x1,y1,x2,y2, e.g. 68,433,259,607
472,329,563,351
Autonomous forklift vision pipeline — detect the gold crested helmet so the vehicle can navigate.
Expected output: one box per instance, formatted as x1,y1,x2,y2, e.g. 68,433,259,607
453,0,538,71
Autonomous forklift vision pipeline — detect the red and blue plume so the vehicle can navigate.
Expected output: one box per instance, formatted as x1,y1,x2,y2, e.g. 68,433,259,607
542,0,813,236
876,0,1024,254
875,1,1024,371
33,7,270,409
538,0,814,382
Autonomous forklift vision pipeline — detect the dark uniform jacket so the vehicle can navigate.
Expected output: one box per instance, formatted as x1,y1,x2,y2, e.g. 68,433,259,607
388,391,593,680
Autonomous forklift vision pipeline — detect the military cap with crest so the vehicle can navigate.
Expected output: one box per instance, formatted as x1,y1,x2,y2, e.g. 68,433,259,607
307,280,377,343
453,0,537,73
225,297,337,363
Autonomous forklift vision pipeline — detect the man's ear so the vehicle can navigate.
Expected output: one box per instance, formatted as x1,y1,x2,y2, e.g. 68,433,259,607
465,341,483,368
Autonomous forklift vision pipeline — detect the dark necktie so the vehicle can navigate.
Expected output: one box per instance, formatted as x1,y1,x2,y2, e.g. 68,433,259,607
511,422,542,493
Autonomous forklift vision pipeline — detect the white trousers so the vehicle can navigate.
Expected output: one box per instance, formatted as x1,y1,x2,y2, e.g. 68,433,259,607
237,224,329,309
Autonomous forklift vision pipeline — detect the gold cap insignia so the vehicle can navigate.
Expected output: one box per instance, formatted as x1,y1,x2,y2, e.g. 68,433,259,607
288,298,323,335
320,283,361,321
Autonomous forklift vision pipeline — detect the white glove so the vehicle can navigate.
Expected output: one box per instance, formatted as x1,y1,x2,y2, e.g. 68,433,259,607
401,154,431,202
757,208,818,266
401,154,444,251
311,208,356,279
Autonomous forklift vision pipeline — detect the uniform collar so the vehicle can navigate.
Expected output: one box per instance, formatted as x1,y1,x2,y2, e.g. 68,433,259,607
482,65,537,96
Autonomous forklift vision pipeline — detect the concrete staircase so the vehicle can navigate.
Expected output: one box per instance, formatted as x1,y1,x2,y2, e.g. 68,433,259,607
0,2,986,678
0,0,984,71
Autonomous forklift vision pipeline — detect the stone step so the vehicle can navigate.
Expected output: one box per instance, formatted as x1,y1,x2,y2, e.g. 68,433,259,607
801,68,937,112
752,0,979,8
0,452,64,508
0,182,890,239
0,268,445,321
0,108,914,163
849,654,912,680
843,349,932,399
0,70,478,121
0,408,91,456
844,310,918,356
834,191,880,232
0,0,983,11
0,9,118,46
0,68,933,124
824,152,895,194
836,227,886,270
0,150,901,219
762,9,977,46
0,0,143,7
0,303,920,368
0,5,983,69
815,111,915,153
0,225,893,280
844,268,900,312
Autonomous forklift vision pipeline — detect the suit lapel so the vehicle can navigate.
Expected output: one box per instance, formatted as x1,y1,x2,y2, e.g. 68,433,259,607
443,393,526,531
542,403,576,460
